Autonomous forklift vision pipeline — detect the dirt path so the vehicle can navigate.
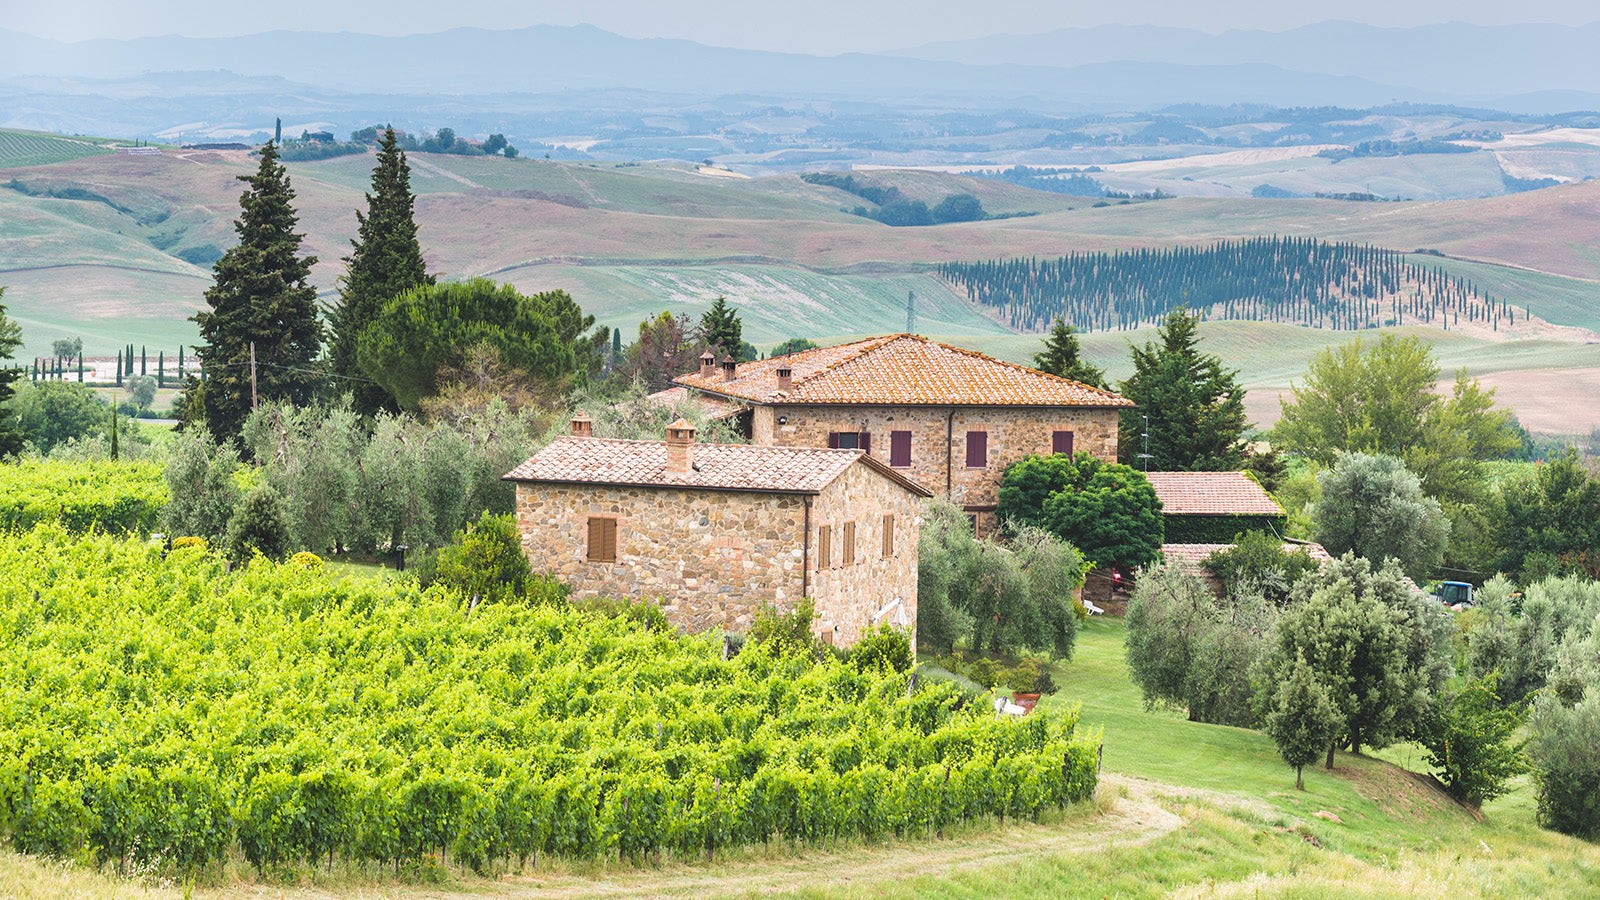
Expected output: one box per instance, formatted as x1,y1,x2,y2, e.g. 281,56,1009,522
200,774,1203,900
409,157,484,190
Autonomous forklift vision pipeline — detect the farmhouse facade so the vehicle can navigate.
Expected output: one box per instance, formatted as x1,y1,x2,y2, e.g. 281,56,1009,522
505,417,931,648
665,334,1132,534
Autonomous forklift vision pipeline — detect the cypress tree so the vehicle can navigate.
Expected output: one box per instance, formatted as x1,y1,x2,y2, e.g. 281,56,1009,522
330,127,430,416
116,350,123,387
158,352,164,387
192,141,323,446
140,345,146,375
0,289,25,460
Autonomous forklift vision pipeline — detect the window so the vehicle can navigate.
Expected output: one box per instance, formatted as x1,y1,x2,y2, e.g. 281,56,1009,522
882,514,895,557
818,524,832,569
890,430,912,468
586,516,617,562
843,521,856,566
828,431,870,451
1052,430,1075,456
966,430,988,468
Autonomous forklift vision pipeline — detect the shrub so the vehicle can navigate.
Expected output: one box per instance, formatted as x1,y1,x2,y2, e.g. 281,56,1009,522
567,595,668,633
1202,530,1320,604
225,484,292,563
434,511,531,604
749,599,819,657
288,550,324,570
160,431,242,542
1416,672,1529,807
171,535,205,550
1529,692,1600,840
847,624,913,673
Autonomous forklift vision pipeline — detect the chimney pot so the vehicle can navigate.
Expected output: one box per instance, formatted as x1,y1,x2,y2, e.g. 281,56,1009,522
776,363,792,391
569,412,593,437
699,350,716,377
665,418,696,475
720,355,737,382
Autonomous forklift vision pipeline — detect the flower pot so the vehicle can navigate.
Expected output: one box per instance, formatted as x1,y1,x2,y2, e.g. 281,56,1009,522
1012,691,1041,714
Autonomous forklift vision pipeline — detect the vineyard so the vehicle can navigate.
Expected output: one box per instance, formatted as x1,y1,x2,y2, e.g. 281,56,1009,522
0,459,166,534
0,130,113,168
937,237,1519,333
0,525,1100,876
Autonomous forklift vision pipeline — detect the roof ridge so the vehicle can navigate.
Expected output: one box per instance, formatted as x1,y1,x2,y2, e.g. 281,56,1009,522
920,335,1126,401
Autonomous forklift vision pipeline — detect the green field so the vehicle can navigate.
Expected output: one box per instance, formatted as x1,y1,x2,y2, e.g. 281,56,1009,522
0,129,114,168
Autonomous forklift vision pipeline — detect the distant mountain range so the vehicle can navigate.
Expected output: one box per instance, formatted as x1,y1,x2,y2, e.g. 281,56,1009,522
1,21,1597,113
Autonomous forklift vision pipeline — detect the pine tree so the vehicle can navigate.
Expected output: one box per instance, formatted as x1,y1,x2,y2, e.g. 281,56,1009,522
192,141,323,445
1118,307,1248,471
330,127,431,416
1031,317,1108,389
699,296,745,361
0,288,26,460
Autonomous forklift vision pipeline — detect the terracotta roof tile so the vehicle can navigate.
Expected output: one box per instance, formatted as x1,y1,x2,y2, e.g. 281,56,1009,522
1162,541,1333,577
672,334,1131,407
504,436,931,497
1145,471,1283,517
645,386,747,421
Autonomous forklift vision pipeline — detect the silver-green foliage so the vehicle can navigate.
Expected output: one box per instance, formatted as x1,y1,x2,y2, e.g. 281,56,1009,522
1262,652,1342,790
159,430,242,541
1312,452,1449,583
1123,562,1276,727
1467,574,1600,703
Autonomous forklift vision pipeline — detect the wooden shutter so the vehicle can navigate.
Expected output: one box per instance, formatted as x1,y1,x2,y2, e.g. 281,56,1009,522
890,430,912,467
827,432,840,449
587,517,617,562
818,524,831,569
1053,430,1075,456
843,521,856,566
966,431,988,468
882,514,895,557
860,431,871,453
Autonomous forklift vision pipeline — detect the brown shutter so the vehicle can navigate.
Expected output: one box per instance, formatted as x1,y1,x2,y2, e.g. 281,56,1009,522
966,431,988,468
827,432,840,449
890,430,912,467
882,514,895,557
843,521,856,566
860,431,871,453
1053,430,1075,456
587,517,617,562
818,524,831,569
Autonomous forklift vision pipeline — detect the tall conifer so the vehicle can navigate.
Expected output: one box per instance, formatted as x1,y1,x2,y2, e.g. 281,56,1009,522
192,141,323,445
331,127,431,415
1031,317,1107,389
1118,307,1248,471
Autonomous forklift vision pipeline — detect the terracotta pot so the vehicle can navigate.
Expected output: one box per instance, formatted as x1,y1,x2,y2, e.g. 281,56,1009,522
1012,692,1041,714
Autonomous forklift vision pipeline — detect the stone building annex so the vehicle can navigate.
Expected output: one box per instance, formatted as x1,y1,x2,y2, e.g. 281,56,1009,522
662,334,1133,534
505,416,931,648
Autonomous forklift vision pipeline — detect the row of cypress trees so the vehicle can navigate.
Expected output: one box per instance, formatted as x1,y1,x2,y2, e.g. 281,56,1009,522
937,236,1517,333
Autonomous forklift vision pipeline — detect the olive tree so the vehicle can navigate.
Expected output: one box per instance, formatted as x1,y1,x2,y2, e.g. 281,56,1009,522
1312,452,1448,583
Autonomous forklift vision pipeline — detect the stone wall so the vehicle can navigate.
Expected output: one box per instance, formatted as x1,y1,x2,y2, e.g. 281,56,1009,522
807,462,922,648
515,483,806,634
513,462,922,648
755,403,1119,532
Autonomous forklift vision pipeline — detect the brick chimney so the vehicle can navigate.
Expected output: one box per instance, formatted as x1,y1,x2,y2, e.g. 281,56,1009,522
721,355,737,382
665,418,696,475
776,362,793,391
699,350,716,378
569,411,593,437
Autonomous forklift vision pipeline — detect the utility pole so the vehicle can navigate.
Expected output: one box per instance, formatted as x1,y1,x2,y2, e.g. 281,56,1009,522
249,342,258,411
1137,413,1153,472
906,290,916,335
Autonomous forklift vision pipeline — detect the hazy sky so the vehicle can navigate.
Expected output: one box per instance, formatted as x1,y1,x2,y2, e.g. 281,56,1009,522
7,0,1598,53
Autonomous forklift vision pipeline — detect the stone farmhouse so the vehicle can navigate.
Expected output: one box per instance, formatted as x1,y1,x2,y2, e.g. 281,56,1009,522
662,334,1132,535
505,416,931,648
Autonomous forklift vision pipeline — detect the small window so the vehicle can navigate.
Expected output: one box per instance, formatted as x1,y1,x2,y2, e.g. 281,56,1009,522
843,521,856,566
1053,430,1075,456
890,430,912,468
966,431,988,468
586,517,617,562
829,431,868,450
818,524,832,569
882,514,895,557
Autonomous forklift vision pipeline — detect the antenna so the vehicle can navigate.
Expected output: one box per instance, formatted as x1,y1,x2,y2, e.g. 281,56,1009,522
906,290,916,335
1136,413,1153,472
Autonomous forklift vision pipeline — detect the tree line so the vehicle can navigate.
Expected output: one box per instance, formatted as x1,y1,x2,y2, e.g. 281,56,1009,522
937,237,1519,333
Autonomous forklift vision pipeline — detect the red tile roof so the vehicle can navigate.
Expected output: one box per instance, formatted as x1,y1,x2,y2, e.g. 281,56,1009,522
1144,471,1283,516
504,435,932,497
1162,542,1333,577
672,334,1131,408
645,386,747,421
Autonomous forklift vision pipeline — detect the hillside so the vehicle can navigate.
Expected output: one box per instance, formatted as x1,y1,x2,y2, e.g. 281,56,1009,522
2,147,1597,439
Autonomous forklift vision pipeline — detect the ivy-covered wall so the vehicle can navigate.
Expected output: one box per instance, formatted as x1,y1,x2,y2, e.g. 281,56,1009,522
1163,514,1286,544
